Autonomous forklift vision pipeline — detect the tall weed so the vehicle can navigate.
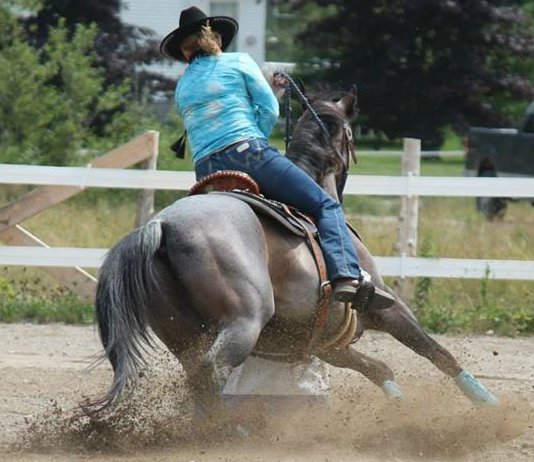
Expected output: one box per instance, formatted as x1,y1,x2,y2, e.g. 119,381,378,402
354,197,534,335
0,275,92,324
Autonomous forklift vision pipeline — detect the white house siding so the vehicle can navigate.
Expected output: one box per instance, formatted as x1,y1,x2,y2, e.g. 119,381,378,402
121,0,266,78
230,0,266,65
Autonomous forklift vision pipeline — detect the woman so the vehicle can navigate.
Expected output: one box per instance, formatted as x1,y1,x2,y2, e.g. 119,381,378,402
160,6,394,311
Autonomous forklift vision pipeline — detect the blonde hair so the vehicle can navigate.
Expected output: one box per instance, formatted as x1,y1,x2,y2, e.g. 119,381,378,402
181,22,222,58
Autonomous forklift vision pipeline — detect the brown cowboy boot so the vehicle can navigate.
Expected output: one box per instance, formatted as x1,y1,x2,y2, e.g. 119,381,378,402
333,278,395,312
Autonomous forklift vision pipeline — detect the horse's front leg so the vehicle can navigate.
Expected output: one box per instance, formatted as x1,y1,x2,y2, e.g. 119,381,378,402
318,346,404,401
368,295,498,406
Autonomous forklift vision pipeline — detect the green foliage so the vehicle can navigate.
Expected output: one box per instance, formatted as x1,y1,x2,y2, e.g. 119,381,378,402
0,277,16,299
414,236,437,312
413,282,534,336
0,3,145,165
0,296,93,324
22,0,167,95
266,1,336,62
293,0,534,148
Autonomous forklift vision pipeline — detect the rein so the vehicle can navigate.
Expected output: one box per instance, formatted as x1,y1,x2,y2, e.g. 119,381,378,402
275,71,331,151
274,71,354,174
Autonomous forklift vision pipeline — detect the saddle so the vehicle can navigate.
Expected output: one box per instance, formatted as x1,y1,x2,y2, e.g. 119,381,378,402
189,170,317,238
188,170,358,353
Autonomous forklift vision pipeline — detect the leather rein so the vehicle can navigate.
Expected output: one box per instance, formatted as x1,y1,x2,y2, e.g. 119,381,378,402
274,71,356,180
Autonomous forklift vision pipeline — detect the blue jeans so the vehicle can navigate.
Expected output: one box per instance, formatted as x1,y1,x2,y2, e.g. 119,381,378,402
195,138,361,281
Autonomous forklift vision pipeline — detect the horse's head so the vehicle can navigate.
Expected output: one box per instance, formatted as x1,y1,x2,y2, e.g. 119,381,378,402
286,86,358,203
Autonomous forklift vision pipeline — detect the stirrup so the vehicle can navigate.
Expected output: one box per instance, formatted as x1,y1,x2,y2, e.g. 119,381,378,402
333,279,361,304
352,281,376,312
365,286,396,311
355,271,395,312
334,279,396,312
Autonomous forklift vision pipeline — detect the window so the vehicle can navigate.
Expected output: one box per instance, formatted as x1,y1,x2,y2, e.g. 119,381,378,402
210,2,238,52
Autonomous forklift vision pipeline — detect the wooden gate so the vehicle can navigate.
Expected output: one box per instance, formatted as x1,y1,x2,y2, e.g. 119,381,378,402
0,131,159,301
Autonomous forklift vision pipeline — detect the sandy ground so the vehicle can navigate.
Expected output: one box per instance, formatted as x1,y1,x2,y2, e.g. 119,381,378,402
0,323,533,462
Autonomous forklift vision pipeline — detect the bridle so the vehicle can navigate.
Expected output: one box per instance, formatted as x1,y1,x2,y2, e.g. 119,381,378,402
274,71,356,199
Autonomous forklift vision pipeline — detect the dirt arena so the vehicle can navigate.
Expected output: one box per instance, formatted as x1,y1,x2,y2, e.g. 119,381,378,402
0,323,532,462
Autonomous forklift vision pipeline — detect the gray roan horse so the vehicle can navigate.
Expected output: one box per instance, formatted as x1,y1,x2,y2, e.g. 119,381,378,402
90,87,497,420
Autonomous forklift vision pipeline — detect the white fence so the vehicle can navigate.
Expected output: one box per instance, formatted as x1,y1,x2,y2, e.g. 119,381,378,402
2,162,534,281
3,163,534,197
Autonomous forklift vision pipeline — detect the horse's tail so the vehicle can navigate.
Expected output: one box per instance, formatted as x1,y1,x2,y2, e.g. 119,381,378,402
88,219,163,413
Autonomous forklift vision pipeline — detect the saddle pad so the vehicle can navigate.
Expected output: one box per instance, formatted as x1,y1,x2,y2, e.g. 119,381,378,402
211,190,318,238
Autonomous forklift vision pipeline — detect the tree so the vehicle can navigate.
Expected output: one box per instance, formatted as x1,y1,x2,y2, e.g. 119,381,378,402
293,0,534,148
22,0,171,97
266,1,330,62
0,2,149,165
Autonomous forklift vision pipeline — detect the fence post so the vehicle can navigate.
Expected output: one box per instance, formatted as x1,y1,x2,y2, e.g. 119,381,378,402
394,138,421,302
135,131,159,227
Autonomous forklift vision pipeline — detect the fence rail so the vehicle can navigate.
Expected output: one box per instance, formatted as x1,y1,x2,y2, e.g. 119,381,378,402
2,163,534,198
2,246,534,281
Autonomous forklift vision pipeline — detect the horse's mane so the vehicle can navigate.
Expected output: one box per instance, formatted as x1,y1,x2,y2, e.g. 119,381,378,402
286,99,346,183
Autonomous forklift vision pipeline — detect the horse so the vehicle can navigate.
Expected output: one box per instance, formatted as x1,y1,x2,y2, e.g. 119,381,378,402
90,86,497,421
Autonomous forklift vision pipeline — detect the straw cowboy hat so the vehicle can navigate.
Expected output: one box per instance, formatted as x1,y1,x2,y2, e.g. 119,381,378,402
159,6,239,61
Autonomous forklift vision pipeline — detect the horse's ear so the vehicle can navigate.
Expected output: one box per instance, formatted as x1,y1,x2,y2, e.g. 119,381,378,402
337,85,358,118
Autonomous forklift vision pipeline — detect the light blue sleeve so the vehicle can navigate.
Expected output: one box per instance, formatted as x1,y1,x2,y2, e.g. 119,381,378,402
238,53,279,138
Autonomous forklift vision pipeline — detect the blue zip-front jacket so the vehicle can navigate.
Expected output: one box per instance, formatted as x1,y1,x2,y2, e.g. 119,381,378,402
175,52,279,164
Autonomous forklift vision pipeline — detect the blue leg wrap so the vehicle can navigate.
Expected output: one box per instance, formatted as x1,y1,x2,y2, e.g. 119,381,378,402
455,370,498,406
381,380,404,401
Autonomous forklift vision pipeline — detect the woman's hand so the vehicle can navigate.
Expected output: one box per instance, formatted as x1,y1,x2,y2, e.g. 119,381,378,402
270,72,289,99
272,73,289,89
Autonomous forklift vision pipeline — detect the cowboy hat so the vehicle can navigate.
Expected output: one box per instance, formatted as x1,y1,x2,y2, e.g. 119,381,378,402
159,6,238,61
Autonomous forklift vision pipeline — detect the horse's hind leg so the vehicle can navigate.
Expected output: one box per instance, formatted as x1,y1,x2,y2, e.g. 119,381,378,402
176,260,275,419
373,297,462,376
318,347,404,400
355,238,497,405
369,296,498,405
193,316,267,397
180,311,272,430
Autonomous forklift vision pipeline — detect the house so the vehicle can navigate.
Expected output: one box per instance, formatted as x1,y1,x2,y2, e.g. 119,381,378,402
121,0,267,78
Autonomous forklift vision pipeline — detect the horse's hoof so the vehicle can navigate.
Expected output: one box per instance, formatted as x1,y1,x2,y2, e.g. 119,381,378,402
219,421,252,439
381,380,404,401
455,370,499,406
235,423,251,438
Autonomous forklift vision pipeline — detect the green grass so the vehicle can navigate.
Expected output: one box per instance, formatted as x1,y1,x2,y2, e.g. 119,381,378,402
0,276,93,324
350,154,465,176
346,197,534,335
